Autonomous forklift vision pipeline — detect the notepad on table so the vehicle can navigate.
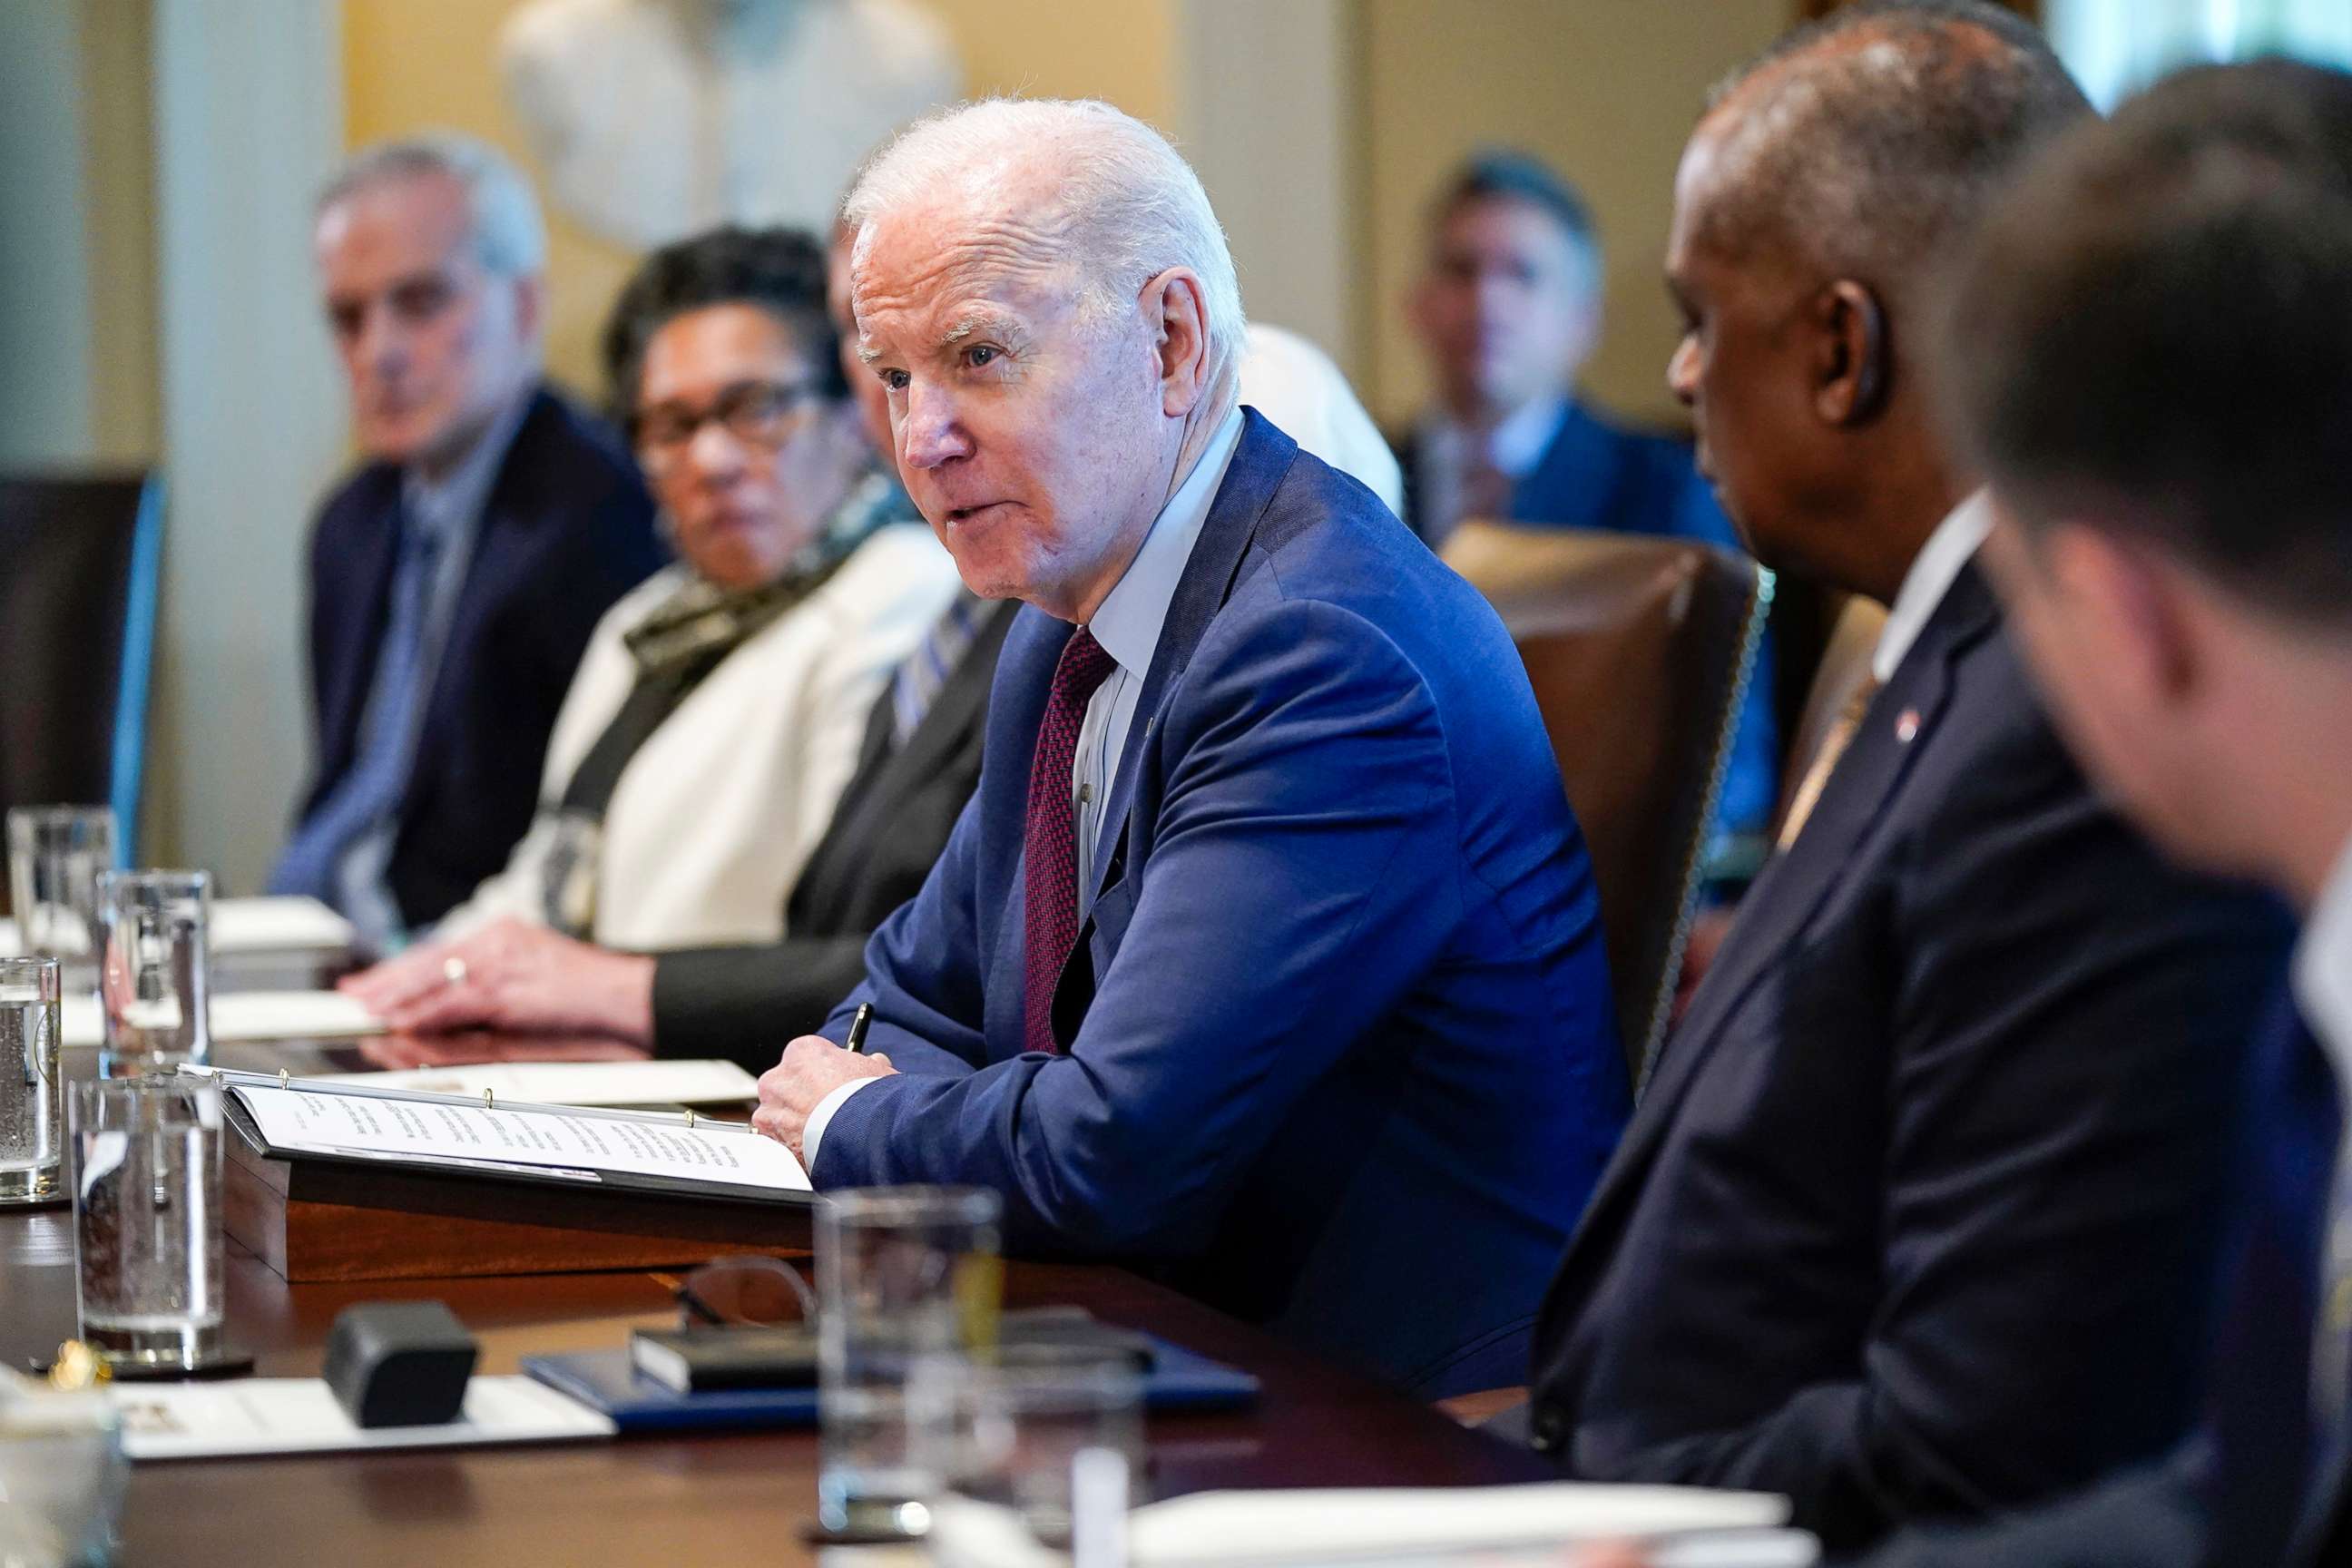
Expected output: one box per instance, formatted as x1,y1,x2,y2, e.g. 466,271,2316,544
313,1058,759,1107
0,897,355,959
116,1375,612,1460
210,1070,811,1201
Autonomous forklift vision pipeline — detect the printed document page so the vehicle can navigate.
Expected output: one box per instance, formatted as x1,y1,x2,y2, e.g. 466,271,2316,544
229,1083,810,1192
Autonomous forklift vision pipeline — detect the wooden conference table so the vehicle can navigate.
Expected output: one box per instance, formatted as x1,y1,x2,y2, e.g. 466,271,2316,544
0,970,1547,1566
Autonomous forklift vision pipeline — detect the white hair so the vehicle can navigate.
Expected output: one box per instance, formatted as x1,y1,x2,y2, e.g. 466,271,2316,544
843,98,1246,394
318,132,547,279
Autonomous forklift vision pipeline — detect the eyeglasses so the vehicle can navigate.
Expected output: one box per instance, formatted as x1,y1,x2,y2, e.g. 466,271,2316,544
633,378,823,471
671,1253,818,1328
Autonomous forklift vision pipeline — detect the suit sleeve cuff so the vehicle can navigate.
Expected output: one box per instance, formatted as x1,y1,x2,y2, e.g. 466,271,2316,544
802,1075,879,1178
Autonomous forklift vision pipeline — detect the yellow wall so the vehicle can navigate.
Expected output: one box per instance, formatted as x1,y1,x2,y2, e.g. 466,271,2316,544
1358,0,1790,427
342,0,1176,399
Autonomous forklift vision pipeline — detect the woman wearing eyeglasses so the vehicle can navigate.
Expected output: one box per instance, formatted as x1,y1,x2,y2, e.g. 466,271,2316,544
346,225,959,987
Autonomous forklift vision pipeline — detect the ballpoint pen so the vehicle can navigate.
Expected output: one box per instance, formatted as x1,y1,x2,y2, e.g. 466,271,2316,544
844,1002,874,1054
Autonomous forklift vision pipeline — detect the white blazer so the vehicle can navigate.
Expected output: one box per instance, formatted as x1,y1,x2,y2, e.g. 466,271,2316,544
437,523,962,949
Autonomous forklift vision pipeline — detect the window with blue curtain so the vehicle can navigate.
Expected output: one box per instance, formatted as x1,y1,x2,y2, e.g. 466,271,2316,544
2048,0,2352,108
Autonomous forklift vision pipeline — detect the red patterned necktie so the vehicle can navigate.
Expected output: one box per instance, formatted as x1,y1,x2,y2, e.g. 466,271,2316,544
1023,627,1122,1054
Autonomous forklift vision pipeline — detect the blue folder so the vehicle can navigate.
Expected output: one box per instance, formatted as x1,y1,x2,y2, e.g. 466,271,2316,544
522,1337,1260,1435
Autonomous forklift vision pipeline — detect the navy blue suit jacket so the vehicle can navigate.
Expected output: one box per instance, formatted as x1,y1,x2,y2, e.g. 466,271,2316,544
1396,401,1776,839
1521,563,2294,1553
812,410,1630,1396
1857,1003,2343,1568
295,386,662,928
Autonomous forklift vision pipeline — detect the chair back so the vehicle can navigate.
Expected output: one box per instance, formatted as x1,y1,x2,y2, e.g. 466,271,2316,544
1444,521,1768,1089
0,471,163,893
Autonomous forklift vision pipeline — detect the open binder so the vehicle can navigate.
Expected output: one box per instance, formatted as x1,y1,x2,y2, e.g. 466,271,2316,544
186,1066,818,1283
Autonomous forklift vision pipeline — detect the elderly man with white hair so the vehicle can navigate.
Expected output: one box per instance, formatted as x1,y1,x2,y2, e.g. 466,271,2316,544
750,99,1628,1396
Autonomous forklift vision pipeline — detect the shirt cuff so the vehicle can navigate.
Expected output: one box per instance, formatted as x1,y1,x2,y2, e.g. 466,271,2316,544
801,1075,879,1178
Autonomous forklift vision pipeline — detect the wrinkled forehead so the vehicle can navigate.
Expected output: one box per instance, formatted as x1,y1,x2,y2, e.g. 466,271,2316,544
848,182,1088,338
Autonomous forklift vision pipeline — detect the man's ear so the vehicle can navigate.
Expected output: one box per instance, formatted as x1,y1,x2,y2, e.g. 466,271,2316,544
2048,522,2200,704
1810,279,1888,427
1142,267,1213,417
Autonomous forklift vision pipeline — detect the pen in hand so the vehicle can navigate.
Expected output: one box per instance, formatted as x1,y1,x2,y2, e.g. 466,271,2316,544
845,1002,874,1055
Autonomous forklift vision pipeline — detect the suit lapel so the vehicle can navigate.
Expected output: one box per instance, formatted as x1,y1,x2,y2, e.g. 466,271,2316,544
1083,409,1298,906
405,392,554,800
1564,564,2002,1261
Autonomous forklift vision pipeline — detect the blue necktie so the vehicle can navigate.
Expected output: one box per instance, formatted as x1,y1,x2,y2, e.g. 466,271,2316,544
891,593,985,746
270,506,443,914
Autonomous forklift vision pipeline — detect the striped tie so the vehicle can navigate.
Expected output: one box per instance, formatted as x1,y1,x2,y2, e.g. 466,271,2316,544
892,593,986,745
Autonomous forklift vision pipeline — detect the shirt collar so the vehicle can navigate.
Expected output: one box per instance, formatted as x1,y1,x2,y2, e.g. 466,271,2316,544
1873,487,1994,682
400,384,534,544
1488,395,1569,478
2296,831,2352,1090
1088,404,1246,676
1422,395,1569,482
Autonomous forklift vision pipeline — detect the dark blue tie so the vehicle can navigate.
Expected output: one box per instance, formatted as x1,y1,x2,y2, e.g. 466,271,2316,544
270,505,443,914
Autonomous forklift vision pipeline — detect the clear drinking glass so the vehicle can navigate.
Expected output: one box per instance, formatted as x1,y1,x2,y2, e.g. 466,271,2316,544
95,870,210,1078
538,809,602,941
67,1075,225,1373
0,1367,127,1568
817,1185,1004,1536
6,807,119,1002
0,958,64,1207
913,1348,1146,1558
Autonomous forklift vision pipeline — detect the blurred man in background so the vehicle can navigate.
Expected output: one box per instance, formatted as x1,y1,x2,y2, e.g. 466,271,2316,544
272,133,662,947
1400,149,1773,843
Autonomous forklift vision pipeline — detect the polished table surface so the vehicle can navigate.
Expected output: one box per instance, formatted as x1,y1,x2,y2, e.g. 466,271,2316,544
5,1007,1548,1565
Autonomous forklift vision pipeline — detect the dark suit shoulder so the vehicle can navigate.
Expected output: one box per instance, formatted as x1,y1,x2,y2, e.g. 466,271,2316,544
496,387,655,521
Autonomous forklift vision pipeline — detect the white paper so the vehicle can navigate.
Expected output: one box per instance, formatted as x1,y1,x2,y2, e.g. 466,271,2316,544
228,1082,811,1193
208,897,356,954
59,991,385,1049
116,1375,613,1460
311,1058,759,1107
0,897,353,960
927,1485,1802,1568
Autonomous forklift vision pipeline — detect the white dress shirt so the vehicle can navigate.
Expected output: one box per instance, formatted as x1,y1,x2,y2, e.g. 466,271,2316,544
2298,828,2352,1426
1073,405,1247,908
803,404,1245,1170
1412,394,1568,542
1872,488,1994,682
2299,833,2352,1087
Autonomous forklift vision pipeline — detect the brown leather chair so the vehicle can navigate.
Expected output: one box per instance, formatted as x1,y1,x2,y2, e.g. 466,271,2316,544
1443,522,1769,1092
0,471,162,901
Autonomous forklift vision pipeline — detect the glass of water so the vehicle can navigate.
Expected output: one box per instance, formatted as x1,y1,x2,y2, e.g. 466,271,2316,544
6,807,118,1002
817,1185,1004,1536
0,957,64,1208
913,1348,1146,1557
68,1075,226,1373
95,870,210,1078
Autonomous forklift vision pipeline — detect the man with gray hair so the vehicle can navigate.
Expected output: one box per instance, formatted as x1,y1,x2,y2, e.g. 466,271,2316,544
272,132,662,944
750,97,1629,1396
